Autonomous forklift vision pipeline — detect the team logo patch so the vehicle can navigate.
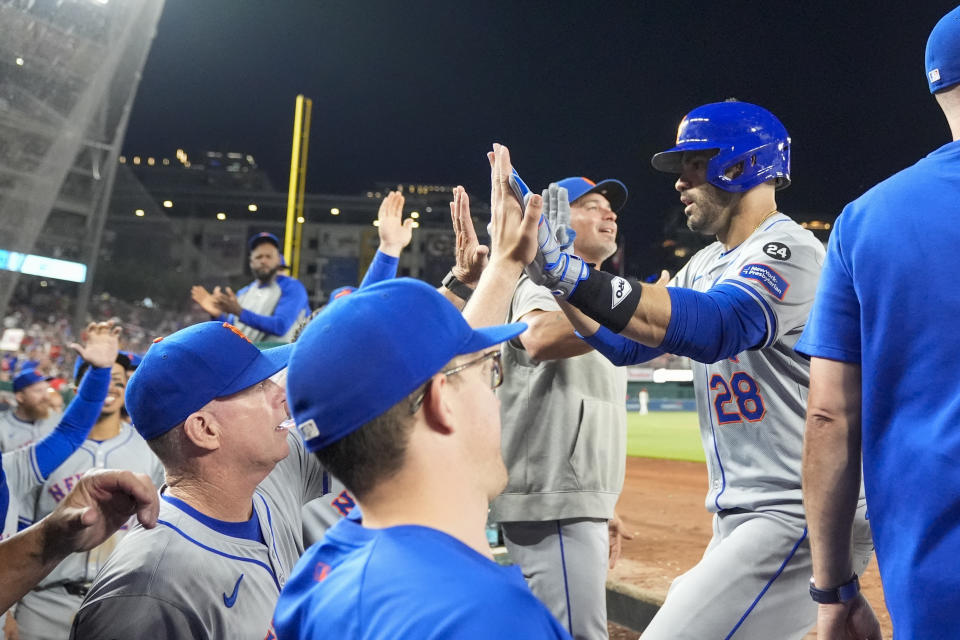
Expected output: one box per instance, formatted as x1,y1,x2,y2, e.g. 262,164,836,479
222,322,252,343
762,242,791,261
313,561,332,583
740,264,790,300
298,419,320,441
610,276,632,309
930,68,941,83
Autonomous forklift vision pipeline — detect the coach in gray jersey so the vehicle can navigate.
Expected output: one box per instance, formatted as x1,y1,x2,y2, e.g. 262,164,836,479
69,321,330,640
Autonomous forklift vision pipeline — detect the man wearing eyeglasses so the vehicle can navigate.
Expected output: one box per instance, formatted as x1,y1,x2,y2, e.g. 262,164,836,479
271,145,572,639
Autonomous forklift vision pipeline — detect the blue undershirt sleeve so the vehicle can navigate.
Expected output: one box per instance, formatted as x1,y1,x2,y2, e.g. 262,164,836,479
359,250,399,288
660,283,769,364
33,366,110,478
237,278,309,337
580,325,664,366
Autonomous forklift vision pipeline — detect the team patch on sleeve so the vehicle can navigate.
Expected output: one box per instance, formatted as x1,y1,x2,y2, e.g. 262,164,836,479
739,263,790,300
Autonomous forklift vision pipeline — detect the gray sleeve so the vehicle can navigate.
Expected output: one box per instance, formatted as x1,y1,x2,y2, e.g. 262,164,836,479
274,430,328,504
71,596,206,640
510,277,561,322
1,446,42,498
724,233,825,346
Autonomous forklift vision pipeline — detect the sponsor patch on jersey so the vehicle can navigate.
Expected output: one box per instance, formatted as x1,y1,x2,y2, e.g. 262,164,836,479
610,276,632,309
740,263,790,300
298,419,320,441
762,242,791,261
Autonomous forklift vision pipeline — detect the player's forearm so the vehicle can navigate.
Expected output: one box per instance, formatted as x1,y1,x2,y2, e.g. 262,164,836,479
462,257,522,329
438,285,468,311
620,284,672,346
0,519,70,611
802,358,863,588
518,310,593,361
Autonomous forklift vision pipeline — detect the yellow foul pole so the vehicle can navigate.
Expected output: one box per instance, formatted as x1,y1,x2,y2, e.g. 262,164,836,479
292,97,312,278
284,95,312,275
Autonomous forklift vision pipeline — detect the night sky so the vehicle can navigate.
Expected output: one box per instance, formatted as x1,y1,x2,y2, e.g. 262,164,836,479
123,1,958,272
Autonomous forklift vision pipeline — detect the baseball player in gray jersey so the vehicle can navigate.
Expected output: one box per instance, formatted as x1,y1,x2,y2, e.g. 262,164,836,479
523,101,873,638
69,321,329,640
14,353,164,640
1,322,123,637
1,370,61,452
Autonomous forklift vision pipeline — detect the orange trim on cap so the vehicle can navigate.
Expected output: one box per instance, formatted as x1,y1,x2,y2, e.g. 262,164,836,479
581,177,596,186
222,323,253,344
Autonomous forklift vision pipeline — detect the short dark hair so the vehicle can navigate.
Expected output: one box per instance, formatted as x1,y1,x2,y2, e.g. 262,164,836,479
74,353,133,386
312,384,424,500
146,422,186,474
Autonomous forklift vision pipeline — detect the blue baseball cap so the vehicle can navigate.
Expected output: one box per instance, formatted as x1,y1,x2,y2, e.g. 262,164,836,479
125,322,292,440
13,369,51,393
248,232,281,252
554,177,628,212
927,6,960,93
287,278,527,451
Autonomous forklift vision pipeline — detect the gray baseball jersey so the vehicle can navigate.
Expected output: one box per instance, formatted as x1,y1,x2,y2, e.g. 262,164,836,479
15,423,165,639
0,410,60,452
643,214,873,638
301,474,357,547
69,430,328,640
671,214,824,518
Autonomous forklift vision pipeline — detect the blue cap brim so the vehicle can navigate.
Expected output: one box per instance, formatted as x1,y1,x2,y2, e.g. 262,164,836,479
651,141,720,173
217,343,293,398
459,322,527,355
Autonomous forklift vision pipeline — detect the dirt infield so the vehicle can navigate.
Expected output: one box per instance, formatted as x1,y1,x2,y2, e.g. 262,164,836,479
609,457,892,638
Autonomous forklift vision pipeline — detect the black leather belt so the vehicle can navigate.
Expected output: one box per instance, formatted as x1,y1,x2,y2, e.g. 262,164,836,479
61,582,92,597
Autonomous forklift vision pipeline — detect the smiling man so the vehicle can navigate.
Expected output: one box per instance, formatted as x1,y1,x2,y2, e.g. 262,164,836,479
69,321,331,640
15,352,165,640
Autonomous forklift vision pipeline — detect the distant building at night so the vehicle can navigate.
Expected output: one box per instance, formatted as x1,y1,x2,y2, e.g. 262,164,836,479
98,153,487,307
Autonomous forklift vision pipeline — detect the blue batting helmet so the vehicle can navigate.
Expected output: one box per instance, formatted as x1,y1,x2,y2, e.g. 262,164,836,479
651,101,791,192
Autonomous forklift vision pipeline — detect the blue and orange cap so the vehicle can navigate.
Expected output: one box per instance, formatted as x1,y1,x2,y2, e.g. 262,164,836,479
248,232,281,252
554,177,628,212
125,322,291,440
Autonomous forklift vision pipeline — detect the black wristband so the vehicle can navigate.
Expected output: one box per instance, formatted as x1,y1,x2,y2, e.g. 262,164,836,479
442,271,474,301
567,269,642,334
809,574,860,604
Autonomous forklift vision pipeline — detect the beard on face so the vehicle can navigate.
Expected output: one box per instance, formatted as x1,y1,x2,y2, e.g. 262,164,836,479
253,264,280,281
686,185,739,234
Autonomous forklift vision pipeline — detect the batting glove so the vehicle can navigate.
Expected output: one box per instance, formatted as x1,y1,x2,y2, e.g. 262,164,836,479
524,184,590,299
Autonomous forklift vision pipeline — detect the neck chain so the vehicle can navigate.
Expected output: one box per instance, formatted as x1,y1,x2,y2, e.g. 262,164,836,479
751,208,779,235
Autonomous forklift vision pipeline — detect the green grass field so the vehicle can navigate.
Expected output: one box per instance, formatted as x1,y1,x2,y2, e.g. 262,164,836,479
626,411,704,462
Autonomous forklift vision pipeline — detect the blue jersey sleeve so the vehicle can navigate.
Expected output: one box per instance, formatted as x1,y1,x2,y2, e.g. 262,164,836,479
237,277,309,337
33,366,110,478
581,326,664,366
359,251,399,289
659,282,769,364
795,214,861,362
